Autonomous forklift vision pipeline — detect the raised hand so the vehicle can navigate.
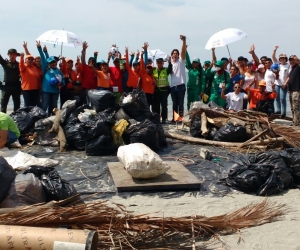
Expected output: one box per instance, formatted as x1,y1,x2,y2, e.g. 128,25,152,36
20,52,25,57
22,41,27,49
249,44,255,54
94,51,98,55
108,51,112,58
82,41,88,50
125,47,129,53
111,44,117,48
76,55,80,62
43,45,47,52
36,40,41,48
130,51,135,56
142,42,149,51
136,50,140,58
274,45,279,50
180,35,186,41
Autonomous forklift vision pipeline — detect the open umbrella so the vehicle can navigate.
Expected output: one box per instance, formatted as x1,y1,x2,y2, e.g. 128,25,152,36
36,30,83,56
148,49,169,65
205,28,247,57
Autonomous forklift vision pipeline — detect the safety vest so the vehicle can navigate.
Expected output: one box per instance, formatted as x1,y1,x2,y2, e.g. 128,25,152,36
153,68,169,87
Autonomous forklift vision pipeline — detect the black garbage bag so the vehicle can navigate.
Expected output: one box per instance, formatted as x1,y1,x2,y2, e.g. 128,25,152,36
248,164,273,183
79,108,115,141
60,100,76,124
190,116,202,137
213,123,247,142
123,119,159,150
119,88,152,121
0,156,17,203
156,124,168,148
249,152,293,189
85,135,117,156
280,148,300,184
206,126,218,140
88,90,116,113
257,171,284,196
10,107,47,134
224,164,262,193
64,122,86,150
24,166,77,201
64,104,91,126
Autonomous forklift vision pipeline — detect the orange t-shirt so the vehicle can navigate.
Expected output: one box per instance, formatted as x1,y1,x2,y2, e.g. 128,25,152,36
139,58,156,94
125,52,139,88
61,60,78,89
19,58,42,90
245,86,277,109
96,71,111,88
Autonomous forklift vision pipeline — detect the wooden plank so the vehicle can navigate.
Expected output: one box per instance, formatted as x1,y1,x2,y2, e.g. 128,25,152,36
107,161,201,192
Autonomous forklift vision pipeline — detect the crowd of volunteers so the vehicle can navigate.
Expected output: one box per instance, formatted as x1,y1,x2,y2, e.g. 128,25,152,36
1,35,300,129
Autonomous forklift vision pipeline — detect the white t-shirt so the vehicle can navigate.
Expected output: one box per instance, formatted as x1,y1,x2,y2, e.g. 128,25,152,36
170,58,186,87
275,63,290,86
243,73,255,89
264,69,275,92
226,92,246,111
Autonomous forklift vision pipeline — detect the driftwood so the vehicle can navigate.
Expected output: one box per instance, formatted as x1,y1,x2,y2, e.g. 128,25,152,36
165,131,284,148
237,129,269,149
201,112,208,136
48,109,67,152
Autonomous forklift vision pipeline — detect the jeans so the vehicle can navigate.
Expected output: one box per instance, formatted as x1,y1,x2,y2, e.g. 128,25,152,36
275,85,287,116
170,84,186,120
41,92,59,116
289,91,300,126
7,130,18,145
0,85,21,113
22,89,40,107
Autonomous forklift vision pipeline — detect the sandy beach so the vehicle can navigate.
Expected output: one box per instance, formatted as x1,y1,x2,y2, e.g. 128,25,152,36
110,189,300,250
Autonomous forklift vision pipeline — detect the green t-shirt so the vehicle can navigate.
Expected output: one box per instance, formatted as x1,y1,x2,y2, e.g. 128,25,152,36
0,112,20,137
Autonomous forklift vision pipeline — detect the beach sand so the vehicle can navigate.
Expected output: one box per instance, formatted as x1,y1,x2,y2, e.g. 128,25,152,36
110,189,300,249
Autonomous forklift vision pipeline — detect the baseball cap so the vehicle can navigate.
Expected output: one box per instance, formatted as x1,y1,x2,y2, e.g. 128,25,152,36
289,55,298,61
192,57,200,63
204,60,211,65
258,80,266,87
25,55,34,59
246,61,253,66
97,60,106,64
148,58,153,61
221,57,228,62
257,64,265,69
47,56,56,63
7,48,20,56
66,58,73,63
215,60,224,67
156,58,164,62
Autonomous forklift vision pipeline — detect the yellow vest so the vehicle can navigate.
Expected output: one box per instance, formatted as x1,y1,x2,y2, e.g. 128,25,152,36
153,68,169,87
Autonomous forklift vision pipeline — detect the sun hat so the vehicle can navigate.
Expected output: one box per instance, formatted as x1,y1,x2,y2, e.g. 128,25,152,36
192,57,200,63
279,53,288,60
7,48,20,56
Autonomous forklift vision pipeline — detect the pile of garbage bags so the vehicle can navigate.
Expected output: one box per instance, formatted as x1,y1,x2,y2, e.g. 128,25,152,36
10,89,167,156
0,156,77,208
215,149,300,196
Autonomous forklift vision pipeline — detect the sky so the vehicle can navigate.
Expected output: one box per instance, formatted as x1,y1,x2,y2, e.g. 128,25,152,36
0,0,299,64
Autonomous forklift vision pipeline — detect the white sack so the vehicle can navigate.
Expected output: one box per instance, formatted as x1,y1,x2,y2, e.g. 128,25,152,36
0,148,59,170
117,143,170,179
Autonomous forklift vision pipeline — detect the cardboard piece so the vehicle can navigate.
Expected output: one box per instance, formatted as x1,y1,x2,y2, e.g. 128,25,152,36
0,225,98,250
107,161,201,192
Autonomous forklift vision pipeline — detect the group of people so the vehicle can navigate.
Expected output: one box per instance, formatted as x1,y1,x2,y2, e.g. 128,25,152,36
1,37,300,129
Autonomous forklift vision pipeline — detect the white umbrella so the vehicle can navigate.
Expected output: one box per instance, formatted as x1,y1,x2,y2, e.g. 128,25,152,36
148,49,169,65
36,30,83,56
205,28,247,57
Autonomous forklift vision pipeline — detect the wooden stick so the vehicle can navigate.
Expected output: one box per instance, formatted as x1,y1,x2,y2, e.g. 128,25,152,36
237,129,269,149
164,131,285,148
201,112,208,136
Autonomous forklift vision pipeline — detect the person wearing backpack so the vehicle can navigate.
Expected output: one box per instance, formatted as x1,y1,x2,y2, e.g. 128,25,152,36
36,41,65,116
208,60,230,108
185,50,206,110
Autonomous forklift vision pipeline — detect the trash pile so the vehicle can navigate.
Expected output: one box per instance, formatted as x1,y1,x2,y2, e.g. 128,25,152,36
0,155,77,208
204,147,300,196
10,89,167,156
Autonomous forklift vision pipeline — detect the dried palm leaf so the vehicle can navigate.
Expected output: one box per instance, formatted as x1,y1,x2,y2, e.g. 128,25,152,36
0,198,288,249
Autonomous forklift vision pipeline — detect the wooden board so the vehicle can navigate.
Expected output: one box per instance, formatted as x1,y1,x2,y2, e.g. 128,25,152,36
107,161,201,192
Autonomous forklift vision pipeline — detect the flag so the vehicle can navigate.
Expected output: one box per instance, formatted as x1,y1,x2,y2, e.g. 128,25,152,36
173,111,182,122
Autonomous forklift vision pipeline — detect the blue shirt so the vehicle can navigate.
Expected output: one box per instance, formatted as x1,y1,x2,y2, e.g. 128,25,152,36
229,74,244,92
